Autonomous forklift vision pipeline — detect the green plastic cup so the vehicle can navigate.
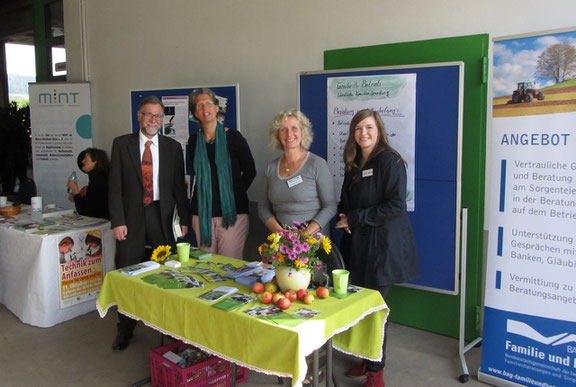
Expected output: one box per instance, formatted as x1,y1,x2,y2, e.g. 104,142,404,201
176,242,190,263
332,269,350,295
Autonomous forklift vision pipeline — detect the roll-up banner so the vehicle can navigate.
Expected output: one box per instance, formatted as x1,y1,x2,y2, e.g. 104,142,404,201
29,83,92,208
480,28,576,386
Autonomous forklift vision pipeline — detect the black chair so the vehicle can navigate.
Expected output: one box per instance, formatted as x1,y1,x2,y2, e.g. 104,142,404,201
16,178,37,205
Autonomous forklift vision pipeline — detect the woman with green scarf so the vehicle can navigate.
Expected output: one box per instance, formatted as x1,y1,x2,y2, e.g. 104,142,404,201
188,88,256,259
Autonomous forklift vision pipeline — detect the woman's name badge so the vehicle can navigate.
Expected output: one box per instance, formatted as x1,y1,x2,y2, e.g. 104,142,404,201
362,169,373,178
287,175,303,188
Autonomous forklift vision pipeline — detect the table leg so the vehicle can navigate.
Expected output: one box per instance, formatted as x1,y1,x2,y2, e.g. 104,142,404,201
231,362,237,387
312,349,319,387
326,338,334,387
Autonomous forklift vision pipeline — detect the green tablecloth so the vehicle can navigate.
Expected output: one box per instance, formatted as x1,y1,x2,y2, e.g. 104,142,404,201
97,255,388,386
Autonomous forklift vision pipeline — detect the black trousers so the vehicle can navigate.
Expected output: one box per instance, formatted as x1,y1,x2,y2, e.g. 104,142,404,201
115,201,171,268
117,201,168,335
365,286,390,372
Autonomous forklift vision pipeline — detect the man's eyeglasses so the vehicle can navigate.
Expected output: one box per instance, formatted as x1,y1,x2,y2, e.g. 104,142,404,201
140,112,164,120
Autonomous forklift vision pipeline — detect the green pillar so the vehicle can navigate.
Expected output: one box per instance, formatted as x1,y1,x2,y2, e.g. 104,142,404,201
33,0,49,82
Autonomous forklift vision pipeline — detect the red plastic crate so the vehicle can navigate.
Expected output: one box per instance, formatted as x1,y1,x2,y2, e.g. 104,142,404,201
150,341,247,387
235,365,248,384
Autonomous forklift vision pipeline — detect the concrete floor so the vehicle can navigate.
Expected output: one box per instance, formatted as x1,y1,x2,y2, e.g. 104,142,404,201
0,303,486,387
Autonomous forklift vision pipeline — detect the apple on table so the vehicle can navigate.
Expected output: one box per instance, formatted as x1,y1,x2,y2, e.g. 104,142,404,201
296,289,308,301
315,287,329,298
277,297,291,310
303,294,314,304
284,289,297,302
260,291,273,304
264,281,278,293
252,282,265,294
272,292,286,305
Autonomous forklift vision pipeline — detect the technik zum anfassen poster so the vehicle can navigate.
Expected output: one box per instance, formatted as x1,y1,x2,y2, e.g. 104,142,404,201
479,29,576,387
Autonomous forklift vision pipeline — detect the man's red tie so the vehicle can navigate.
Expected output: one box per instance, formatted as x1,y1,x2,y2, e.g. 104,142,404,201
142,140,153,205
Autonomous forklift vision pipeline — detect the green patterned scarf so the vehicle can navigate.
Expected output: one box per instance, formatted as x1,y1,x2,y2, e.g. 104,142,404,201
194,123,237,246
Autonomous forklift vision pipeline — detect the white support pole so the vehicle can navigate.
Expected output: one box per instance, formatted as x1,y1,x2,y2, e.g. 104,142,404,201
79,0,90,81
458,207,482,383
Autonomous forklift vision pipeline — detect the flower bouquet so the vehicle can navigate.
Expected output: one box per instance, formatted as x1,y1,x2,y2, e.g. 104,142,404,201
150,245,172,263
258,222,332,271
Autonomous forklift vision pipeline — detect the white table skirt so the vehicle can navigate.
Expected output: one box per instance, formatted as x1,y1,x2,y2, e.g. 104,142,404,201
0,221,115,327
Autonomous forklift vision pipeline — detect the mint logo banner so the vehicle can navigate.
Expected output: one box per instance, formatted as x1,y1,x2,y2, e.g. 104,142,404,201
29,83,93,208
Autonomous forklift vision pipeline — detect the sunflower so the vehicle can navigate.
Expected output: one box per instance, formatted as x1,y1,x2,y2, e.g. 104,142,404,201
294,258,309,268
305,237,318,245
321,235,332,254
269,233,282,251
151,245,172,262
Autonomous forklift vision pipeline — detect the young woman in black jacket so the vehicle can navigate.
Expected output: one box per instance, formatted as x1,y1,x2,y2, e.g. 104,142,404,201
336,109,419,387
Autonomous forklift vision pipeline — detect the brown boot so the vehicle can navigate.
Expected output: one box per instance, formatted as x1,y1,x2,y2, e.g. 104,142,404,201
345,359,366,377
363,369,385,387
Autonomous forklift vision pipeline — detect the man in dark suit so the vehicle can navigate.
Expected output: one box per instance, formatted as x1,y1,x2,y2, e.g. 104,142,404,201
108,95,189,350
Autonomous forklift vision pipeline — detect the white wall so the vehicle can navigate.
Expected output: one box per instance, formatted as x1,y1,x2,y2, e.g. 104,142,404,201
63,0,576,200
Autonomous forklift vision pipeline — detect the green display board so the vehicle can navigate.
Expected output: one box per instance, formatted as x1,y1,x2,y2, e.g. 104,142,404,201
324,34,489,339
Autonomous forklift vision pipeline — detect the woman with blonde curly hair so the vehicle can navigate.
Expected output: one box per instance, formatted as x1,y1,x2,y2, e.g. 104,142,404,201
258,109,336,235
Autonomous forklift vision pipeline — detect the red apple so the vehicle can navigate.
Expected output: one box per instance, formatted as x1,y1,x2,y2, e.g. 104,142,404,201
303,294,315,304
273,292,286,305
252,282,265,294
296,289,308,301
260,291,273,304
277,297,291,310
284,289,297,302
316,287,329,299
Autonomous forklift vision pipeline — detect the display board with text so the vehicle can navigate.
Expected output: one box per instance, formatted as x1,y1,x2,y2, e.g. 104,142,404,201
300,63,463,294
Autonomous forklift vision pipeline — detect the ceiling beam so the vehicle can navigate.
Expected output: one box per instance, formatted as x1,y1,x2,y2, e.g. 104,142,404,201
0,3,34,44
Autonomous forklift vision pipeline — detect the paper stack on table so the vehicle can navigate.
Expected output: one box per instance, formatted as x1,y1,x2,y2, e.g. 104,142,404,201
120,261,161,276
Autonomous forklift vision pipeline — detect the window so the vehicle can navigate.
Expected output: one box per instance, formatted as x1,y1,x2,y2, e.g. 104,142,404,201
4,43,36,103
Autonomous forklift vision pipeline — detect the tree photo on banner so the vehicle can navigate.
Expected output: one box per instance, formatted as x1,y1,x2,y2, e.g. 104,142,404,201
480,28,576,387
326,74,416,209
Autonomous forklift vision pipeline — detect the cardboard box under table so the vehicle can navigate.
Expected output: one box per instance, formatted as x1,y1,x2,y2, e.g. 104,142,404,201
97,255,388,386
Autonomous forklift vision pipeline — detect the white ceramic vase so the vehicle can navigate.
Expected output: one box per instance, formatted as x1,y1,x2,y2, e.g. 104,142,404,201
275,265,311,292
